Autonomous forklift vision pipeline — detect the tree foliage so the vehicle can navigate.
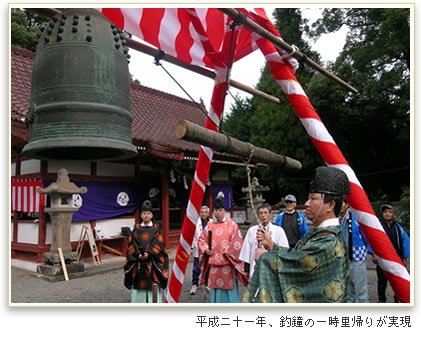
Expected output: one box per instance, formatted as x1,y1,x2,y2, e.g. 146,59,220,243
308,8,410,200
224,7,410,205
10,8,50,50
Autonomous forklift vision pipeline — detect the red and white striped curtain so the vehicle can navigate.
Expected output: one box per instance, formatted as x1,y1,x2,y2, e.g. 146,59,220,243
11,179,45,213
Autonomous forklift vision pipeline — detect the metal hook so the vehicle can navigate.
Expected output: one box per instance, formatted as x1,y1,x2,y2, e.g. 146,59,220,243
154,50,166,66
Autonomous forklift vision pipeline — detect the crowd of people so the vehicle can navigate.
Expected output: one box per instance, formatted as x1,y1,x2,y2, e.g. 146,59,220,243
123,166,410,304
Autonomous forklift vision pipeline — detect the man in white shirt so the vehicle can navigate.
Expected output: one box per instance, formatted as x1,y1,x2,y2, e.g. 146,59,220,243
239,203,289,278
190,205,210,295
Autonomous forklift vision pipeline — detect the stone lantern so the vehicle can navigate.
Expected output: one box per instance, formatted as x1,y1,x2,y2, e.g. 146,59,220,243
37,168,87,277
241,177,270,224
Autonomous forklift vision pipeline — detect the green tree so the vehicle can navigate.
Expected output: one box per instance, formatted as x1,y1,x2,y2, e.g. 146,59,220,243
308,8,410,200
10,8,50,50
222,97,254,142
224,8,410,205
396,186,410,234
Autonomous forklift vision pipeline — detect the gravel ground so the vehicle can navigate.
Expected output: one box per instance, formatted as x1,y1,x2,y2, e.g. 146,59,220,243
10,252,398,304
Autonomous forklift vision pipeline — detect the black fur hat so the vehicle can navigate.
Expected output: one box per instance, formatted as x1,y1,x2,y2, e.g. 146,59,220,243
141,200,152,212
309,166,351,195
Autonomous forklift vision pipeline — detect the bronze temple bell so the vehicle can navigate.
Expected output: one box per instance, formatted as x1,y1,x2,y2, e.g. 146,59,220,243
22,8,138,161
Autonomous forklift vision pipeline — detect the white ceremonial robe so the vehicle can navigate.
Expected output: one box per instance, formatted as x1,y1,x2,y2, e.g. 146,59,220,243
239,222,289,277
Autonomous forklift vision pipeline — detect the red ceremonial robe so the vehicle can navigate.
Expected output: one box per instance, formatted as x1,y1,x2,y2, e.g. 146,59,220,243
198,218,249,289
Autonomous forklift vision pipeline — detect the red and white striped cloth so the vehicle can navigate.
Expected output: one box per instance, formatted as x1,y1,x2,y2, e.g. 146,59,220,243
248,12,410,303
98,8,259,69
11,179,45,213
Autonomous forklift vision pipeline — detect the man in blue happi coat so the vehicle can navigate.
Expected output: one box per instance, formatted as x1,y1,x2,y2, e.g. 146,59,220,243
339,198,370,302
275,194,308,248
370,203,410,303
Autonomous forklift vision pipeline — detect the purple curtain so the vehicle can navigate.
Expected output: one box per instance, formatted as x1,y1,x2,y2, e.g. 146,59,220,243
41,178,194,222
42,179,159,221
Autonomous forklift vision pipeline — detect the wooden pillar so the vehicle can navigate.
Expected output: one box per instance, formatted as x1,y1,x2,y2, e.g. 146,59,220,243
134,208,140,225
11,160,20,258
38,161,48,263
11,211,19,258
38,213,46,246
40,160,48,177
12,211,19,243
207,185,213,215
37,213,47,263
15,155,21,175
11,158,20,254
161,172,170,246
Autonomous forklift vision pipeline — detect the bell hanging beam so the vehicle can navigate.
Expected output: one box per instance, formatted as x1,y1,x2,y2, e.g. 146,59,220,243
219,8,359,94
175,120,302,170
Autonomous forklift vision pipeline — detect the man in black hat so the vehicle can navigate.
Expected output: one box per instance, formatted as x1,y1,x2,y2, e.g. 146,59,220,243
370,203,410,302
244,166,350,303
123,200,169,303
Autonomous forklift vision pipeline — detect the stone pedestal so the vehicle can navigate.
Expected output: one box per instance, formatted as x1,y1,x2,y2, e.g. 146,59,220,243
37,262,85,277
37,251,84,280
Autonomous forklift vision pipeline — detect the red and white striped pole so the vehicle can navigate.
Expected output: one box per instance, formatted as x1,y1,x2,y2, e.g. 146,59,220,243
164,69,229,303
252,15,410,303
165,9,245,303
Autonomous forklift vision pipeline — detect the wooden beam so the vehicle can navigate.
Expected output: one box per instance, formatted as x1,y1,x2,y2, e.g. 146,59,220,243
175,120,302,170
102,244,123,256
219,8,359,94
58,248,69,281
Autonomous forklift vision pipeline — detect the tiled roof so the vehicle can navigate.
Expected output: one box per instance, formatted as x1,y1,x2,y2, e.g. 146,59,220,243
130,82,206,155
10,46,214,158
10,46,33,123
